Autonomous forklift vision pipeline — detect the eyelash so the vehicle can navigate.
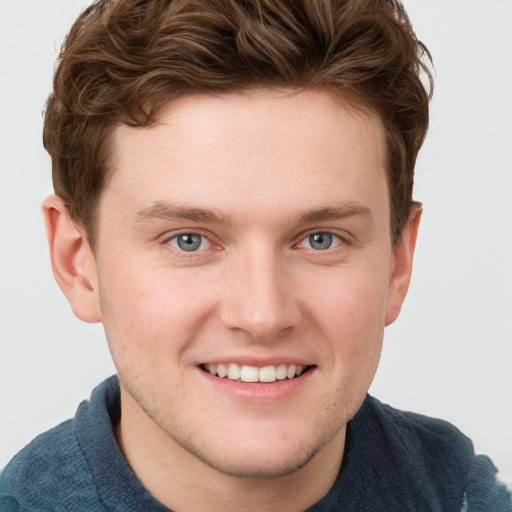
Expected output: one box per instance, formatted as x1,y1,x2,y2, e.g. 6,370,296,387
163,230,347,255
163,231,217,255
296,231,344,251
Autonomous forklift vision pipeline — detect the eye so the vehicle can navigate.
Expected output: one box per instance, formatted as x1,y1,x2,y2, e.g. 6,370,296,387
168,233,211,252
298,232,343,251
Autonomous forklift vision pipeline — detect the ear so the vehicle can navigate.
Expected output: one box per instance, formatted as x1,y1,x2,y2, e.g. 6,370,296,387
42,195,102,323
385,207,422,326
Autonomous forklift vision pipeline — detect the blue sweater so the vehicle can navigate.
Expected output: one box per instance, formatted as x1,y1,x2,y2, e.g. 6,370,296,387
1,376,510,511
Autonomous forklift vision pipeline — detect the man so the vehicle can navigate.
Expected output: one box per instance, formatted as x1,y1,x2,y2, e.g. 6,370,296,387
0,0,510,510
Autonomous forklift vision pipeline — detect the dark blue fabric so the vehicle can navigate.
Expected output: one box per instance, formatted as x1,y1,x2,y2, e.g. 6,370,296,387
1,376,510,511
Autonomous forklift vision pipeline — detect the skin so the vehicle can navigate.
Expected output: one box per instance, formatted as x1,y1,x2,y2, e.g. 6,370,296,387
43,89,420,511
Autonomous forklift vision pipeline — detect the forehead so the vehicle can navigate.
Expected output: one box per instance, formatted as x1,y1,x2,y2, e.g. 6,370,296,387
104,89,388,227
114,89,383,158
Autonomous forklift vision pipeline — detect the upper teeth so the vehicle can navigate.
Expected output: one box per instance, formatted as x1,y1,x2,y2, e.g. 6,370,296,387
204,363,306,383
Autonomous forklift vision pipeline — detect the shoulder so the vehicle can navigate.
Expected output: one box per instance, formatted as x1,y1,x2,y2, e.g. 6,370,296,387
1,418,78,489
0,376,125,512
364,395,475,462
360,396,511,511
0,378,122,511
0,418,102,511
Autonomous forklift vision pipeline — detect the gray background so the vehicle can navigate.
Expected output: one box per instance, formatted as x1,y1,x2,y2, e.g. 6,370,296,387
1,0,511,485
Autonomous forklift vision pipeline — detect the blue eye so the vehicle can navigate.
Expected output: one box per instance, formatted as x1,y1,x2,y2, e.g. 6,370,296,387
299,232,342,251
169,233,210,252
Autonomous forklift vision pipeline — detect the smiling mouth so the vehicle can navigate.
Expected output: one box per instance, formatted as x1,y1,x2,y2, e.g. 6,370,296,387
201,363,313,383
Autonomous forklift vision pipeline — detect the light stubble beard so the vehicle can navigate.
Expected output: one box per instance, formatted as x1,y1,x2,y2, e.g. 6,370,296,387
119,374,353,481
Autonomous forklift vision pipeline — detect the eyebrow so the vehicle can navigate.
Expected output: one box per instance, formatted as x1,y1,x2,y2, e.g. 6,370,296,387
133,200,372,227
133,201,232,226
296,203,372,225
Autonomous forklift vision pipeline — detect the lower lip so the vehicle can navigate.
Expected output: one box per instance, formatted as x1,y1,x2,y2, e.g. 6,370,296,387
196,367,315,403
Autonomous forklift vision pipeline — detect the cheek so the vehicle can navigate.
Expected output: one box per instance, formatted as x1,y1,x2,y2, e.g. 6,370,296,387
98,263,214,357
311,265,389,331
305,265,389,370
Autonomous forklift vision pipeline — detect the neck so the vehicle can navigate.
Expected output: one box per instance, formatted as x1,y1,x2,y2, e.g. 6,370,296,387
116,390,346,512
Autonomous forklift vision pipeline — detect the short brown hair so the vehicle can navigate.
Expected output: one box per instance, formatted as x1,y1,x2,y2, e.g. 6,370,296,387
43,0,432,246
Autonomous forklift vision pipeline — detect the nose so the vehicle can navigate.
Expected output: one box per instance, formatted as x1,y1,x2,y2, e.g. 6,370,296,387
219,249,302,341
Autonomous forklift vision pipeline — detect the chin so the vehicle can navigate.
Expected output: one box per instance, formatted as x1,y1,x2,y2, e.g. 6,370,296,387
178,418,342,479
193,441,320,479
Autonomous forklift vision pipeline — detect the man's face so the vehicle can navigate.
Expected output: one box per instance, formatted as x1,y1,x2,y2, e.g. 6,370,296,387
92,89,402,477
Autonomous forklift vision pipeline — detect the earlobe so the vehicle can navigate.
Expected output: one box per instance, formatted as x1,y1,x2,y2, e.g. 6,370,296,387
42,195,102,323
385,207,422,326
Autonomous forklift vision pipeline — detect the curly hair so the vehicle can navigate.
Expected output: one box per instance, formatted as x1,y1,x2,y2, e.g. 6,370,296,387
43,0,433,246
